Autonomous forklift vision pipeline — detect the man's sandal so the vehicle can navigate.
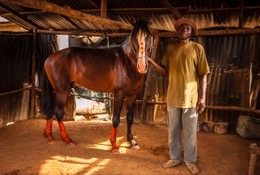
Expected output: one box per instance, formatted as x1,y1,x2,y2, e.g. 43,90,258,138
162,159,181,168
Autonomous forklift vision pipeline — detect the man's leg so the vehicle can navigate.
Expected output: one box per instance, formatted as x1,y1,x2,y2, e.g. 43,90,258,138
182,108,199,174
167,106,182,162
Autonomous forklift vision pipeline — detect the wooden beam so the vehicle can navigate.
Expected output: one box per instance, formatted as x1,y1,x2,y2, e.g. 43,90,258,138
1,6,260,17
159,28,260,37
206,105,260,115
3,27,260,37
36,29,129,37
0,0,132,30
145,100,260,115
159,0,182,19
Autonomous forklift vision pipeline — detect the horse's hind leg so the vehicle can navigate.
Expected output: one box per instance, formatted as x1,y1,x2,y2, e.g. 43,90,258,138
43,117,56,144
55,92,74,145
43,102,55,144
126,95,140,149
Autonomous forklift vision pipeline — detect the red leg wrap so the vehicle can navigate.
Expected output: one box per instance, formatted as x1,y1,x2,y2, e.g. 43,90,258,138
43,118,54,142
58,121,73,144
110,127,119,150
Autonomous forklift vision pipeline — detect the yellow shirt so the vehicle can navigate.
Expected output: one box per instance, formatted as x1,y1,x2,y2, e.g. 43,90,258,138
162,41,210,108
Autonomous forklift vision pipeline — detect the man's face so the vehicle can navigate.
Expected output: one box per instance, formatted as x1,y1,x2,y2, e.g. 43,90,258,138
177,24,192,40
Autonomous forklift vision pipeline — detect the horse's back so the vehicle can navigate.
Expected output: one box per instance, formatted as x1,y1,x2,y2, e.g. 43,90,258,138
44,47,130,93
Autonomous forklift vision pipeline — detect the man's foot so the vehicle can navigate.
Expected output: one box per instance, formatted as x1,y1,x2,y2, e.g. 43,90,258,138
162,159,181,168
186,163,199,174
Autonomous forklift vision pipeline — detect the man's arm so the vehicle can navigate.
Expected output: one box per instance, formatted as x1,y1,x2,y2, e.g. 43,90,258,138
197,73,208,114
148,58,168,77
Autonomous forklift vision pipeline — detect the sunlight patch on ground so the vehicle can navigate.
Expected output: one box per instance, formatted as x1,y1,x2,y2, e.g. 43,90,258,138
40,156,111,175
86,159,111,175
6,122,14,126
86,136,132,154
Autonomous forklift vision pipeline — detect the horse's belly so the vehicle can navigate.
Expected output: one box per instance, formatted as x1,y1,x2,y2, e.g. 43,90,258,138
76,78,115,93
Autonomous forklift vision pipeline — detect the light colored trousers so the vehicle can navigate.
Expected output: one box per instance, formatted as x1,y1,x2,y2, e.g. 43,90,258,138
167,106,198,164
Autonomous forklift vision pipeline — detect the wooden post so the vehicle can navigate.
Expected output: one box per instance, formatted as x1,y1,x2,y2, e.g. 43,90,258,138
140,33,160,123
239,0,244,28
101,0,107,18
30,28,37,118
248,143,257,175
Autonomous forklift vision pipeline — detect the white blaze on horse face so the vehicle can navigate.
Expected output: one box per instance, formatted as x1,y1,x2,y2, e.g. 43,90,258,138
137,30,146,73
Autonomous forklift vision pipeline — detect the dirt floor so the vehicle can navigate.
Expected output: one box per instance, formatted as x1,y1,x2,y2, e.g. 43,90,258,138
0,118,260,175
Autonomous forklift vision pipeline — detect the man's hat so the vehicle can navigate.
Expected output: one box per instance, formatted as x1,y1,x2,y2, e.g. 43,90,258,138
174,17,198,35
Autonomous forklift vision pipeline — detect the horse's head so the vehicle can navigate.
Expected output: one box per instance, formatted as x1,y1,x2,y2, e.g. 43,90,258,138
130,19,153,74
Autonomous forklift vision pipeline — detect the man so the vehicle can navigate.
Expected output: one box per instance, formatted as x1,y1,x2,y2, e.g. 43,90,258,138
148,17,210,175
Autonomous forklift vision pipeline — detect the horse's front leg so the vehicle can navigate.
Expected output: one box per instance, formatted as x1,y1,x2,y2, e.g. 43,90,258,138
126,95,140,150
110,93,125,152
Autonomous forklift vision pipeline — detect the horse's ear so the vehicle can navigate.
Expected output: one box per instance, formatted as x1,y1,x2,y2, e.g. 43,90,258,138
130,17,136,26
146,16,153,26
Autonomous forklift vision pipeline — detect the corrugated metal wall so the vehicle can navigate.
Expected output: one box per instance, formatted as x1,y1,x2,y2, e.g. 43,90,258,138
0,33,32,127
201,35,254,130
0,33,56,127
201,35,254,107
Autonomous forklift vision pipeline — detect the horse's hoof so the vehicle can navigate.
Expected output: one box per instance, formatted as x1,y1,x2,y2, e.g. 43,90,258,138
130,139,140,150
66,142,76,147
131,144,140,150
111,148,123,154
48,140,56,145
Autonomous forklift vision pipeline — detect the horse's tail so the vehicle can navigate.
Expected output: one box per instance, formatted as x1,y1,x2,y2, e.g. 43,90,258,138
40,68,55,120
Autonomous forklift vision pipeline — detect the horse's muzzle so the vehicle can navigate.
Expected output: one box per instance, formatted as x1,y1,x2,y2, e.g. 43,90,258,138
137,57,148,74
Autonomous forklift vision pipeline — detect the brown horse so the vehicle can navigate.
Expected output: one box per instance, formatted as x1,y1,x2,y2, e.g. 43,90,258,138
40,20,153,152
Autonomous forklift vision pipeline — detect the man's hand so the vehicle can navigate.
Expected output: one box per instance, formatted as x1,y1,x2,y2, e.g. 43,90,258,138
197,98,206,114
197,74,208,114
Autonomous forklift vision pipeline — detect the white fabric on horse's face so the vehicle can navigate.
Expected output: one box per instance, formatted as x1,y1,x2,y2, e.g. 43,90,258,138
137,30,146,73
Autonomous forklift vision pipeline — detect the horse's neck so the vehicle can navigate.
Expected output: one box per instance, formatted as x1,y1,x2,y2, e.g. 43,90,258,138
121,36,135,59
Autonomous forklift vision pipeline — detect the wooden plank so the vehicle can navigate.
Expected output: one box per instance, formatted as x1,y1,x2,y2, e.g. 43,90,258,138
0,0,132,30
